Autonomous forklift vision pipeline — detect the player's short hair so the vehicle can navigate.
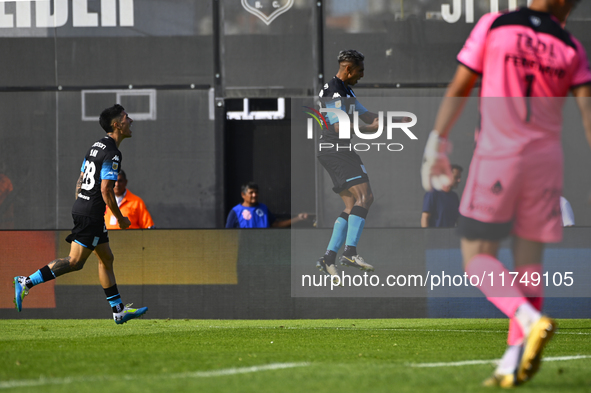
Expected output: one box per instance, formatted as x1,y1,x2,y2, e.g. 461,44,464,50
99,104,125,133
451,164,463,172
118,170,127,181
337,50,365,66
241,181,259,194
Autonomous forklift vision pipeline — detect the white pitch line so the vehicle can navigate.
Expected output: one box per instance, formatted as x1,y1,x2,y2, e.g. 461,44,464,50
410,359,499,368
206,326,507,334
409,355,591,368
0,362,310,390
167,362,310,378
543,355,591,362
204,325,591,335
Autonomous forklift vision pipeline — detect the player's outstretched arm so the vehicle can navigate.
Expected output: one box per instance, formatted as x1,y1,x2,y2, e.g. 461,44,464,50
271,213,309,228
101,179,130,229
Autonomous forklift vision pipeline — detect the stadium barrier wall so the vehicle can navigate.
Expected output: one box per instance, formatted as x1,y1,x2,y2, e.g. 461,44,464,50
2,1,591,231
2,228,590,320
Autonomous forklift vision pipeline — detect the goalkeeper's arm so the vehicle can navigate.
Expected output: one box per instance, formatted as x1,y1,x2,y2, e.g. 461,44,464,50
422,64,478,192
433,64,479,138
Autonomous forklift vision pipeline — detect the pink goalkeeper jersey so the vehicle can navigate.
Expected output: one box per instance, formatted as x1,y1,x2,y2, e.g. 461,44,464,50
457,8,591,157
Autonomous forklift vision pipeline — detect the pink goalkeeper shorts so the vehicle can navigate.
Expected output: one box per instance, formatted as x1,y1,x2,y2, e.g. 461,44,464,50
459,145,563,243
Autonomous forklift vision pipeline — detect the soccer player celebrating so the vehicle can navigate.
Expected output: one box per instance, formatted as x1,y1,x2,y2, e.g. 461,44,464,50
316,49,380,278
14,104,148,325
422,0,591,387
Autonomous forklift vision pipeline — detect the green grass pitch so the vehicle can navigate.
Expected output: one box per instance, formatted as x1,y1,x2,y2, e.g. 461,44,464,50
1,319,590,392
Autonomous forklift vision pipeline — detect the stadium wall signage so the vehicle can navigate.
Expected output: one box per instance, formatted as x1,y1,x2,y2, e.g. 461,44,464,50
0,0,134,28
241,0,294,26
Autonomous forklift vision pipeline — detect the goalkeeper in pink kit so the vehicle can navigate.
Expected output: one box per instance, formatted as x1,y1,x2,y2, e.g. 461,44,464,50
422,0,591,387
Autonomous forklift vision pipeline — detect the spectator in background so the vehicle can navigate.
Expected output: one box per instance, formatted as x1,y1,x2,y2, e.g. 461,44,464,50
225,181,309,228
421,164,463,228
105,170,154,229
560,196,574,227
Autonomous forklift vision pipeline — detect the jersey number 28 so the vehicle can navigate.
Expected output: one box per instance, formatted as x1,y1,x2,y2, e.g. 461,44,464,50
81,161,96,191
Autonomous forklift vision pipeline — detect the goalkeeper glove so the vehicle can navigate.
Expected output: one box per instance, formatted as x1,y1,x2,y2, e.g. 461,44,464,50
421,130,453,192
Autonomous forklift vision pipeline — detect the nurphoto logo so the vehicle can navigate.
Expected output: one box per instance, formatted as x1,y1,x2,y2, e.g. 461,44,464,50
304,107,418,152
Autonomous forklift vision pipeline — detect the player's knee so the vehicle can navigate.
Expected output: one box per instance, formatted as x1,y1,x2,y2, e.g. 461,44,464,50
69,257,87,271
360,192,374,209
367,192,374,207
101,254,115,268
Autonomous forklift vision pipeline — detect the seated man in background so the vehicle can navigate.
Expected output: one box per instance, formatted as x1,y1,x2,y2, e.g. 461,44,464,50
105,170,154,229
225,181,309,228
421,164,463,228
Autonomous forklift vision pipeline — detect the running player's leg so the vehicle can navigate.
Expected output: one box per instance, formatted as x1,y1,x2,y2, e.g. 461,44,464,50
340,182,374,271
489,238,544,380
461,237,535,387
461,236,525,310
460,154,561,387
14,243,92,311
462,239,521,387
49,242,93,276
95,242,147,324
95,242,123,314
19,214,104,291
507,238,545,343
96,242,116,289
492,239,545,386
458,152,550,386
504,147,562,383
510,237,554,384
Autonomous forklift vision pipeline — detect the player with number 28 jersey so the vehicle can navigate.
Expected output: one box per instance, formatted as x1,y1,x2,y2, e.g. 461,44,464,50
72,136,122,219
13,104,148,325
